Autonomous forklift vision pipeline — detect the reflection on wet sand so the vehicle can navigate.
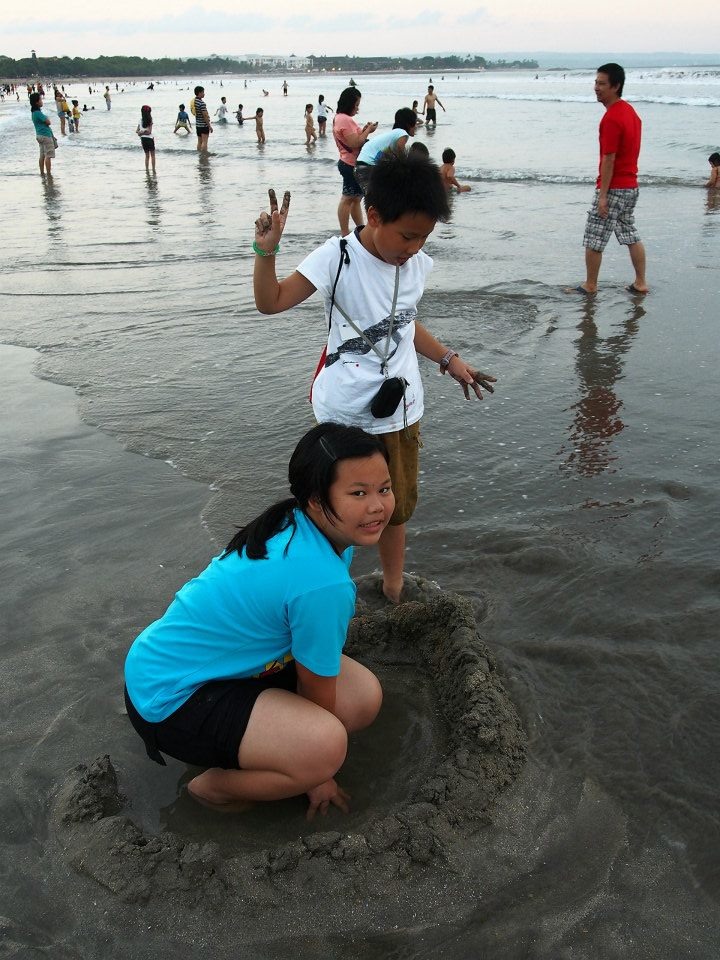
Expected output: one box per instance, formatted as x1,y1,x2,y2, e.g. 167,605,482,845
144,173,161,231
560,297,646,477
197,154,214,223
42,176,63,243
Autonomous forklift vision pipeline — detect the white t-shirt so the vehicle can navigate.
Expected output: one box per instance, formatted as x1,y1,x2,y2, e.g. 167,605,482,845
298,229,432,434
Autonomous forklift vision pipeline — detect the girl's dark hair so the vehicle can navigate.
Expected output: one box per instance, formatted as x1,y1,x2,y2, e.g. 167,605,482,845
709,152,720,165
141,105,152,126
30,92,41,110
364,152,451,224
223,422,388,561
337,87,361,115
305,103,313,112
318,94,325,104
392,107,417,133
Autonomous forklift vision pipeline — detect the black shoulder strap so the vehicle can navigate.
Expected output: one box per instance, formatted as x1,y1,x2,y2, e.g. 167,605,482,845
327,237,350,332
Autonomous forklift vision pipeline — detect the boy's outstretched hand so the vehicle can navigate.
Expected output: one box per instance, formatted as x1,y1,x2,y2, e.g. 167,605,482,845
255,188,291,254
444,356,497,400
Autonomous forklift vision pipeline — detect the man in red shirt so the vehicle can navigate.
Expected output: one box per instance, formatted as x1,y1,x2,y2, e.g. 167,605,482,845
572,63,648,295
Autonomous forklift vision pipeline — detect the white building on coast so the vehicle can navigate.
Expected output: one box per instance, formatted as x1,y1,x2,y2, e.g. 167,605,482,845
241,54,310,70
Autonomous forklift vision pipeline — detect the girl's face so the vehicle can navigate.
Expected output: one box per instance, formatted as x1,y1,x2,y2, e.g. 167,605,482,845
307,453,394,553
351,97,361,116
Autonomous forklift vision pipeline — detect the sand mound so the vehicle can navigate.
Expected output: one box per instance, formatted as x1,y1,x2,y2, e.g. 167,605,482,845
51,585,526,908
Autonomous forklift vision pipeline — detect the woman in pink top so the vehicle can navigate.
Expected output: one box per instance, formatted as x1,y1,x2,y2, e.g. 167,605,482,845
332,87,377,236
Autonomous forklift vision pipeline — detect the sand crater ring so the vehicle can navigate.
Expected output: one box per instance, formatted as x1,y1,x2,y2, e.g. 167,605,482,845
52,586,527,906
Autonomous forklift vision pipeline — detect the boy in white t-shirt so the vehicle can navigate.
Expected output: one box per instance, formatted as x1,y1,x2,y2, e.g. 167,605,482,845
253,154,496,603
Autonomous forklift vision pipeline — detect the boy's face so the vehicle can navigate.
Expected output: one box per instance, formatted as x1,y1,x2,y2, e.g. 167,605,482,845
366,209,437,267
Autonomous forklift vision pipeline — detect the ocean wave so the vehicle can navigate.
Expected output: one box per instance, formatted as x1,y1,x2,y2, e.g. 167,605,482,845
463,171,699,188
453,92,720,108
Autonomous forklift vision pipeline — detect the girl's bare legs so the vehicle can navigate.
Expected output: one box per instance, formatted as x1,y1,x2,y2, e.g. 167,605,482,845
150,150,156,174
188,656,381,809
338,196,365,236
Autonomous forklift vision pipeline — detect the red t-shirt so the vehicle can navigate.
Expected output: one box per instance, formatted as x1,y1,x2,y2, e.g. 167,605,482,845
597,99,641,189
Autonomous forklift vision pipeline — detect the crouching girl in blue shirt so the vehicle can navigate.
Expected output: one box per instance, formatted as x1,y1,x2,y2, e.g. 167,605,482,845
124,423,392,820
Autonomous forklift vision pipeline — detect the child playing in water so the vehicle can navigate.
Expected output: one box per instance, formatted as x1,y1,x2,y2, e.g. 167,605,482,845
411,100,424,126
317,94,333,137
215,96,229,124
136,105,156,173
706,152,720,188
71,100,81,132
439,148,471,193
252,154,496,603
304,103,317,145
124,422,388,818
174,104,191,134
255,107,265,143
235,104,244,125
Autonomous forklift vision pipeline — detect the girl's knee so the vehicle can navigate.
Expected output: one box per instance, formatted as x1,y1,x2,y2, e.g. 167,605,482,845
303,715,348,784
356,672,383,729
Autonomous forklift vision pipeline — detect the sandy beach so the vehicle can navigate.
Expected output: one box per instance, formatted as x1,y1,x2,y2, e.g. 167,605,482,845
2,68,720,956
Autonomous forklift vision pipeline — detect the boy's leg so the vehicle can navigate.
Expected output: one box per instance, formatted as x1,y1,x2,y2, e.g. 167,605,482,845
378,523,406,603
378,422,420,603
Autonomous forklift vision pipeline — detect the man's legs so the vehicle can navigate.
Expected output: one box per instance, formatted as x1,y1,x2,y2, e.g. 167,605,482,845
627,241,648,292
583,247,603,293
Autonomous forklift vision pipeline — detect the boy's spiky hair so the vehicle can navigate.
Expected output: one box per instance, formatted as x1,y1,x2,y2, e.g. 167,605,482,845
364,153,450,224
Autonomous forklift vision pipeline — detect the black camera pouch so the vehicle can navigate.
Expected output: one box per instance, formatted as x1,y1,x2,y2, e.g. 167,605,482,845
370,376,407,419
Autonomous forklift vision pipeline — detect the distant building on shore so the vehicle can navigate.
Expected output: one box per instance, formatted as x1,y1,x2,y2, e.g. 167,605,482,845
243,54,310,71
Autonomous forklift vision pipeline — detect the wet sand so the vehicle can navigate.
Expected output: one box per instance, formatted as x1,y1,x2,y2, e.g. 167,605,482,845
2,343,529,956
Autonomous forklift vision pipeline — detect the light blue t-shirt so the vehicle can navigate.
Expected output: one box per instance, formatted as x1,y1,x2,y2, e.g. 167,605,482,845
31,109,52,138
357,128,410,166
124,509,355,722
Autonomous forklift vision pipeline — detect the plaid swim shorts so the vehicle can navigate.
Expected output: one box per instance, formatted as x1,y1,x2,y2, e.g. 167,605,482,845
583,188,641,251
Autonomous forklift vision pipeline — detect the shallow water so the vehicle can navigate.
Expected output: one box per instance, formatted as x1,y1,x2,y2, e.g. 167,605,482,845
1,67,720,955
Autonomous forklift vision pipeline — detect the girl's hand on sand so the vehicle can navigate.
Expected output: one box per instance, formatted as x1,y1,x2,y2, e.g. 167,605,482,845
254,188,291,253
306,779,351,821
445,357,497,400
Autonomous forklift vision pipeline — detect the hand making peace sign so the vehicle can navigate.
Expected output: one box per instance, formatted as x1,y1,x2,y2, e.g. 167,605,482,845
254,188,291,254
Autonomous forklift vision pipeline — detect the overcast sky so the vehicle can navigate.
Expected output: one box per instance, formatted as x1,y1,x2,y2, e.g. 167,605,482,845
3,0,719,60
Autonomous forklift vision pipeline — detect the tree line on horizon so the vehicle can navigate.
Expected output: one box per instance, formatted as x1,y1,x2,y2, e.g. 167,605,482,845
0,52,538,80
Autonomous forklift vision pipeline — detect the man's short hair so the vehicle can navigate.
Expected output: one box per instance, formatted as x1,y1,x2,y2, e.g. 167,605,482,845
194,86,204,96
597,62,625,97
364,153,450,224
393,107,417,133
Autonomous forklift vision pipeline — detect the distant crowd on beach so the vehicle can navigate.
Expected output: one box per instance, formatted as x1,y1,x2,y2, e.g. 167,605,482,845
24,78,475,205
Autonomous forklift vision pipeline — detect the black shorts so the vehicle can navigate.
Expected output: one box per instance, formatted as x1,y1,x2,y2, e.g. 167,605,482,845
354,161,372,191
426,108,437,123
338,159,363,197
196,125,210,137
124,662,298,770
140,136,154,153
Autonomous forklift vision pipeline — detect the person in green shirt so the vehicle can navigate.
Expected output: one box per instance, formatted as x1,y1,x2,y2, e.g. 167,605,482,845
30,92,55,176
